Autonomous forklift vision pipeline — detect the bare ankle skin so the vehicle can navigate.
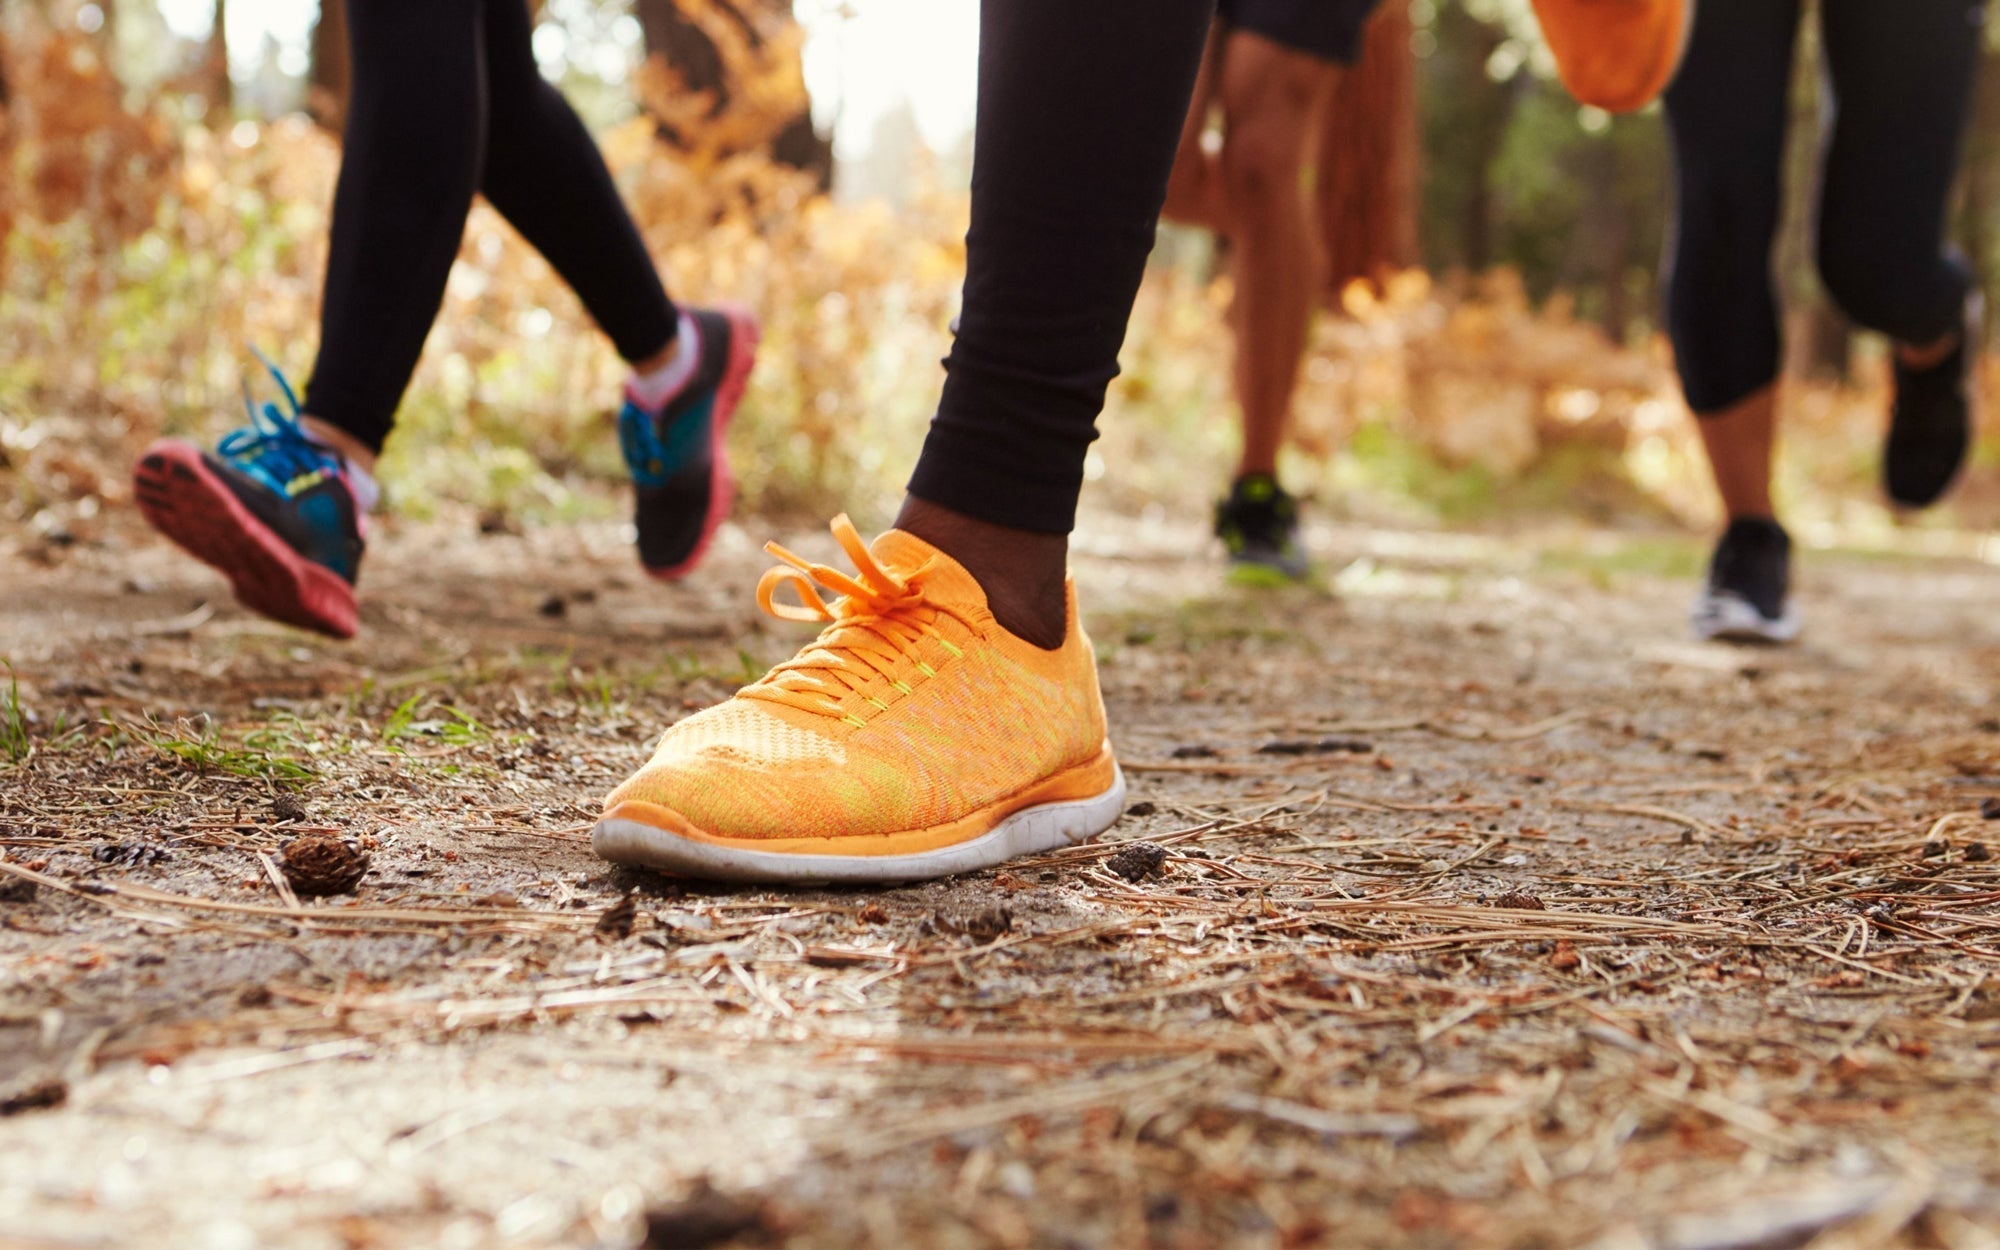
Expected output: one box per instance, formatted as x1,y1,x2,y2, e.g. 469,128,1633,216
299,417,378,475
892,495,1070,651
1896,329,1960,372
1693,385,1777,522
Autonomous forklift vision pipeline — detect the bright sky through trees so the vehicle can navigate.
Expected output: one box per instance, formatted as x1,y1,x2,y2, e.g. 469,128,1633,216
148,0,982,156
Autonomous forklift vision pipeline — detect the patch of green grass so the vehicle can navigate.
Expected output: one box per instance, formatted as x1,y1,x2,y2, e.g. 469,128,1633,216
1095,597,1311,656
2,665,30,765
0,665,84,766
131,715,315,785
381,694,499,747
1331,423,1679,528
1535,536,1706,585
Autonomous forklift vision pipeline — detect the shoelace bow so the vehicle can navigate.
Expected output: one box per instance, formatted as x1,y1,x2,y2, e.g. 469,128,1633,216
742,515,970,719
216,350,330,485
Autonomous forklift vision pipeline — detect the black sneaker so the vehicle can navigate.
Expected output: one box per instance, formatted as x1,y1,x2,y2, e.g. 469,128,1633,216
618,305,760,580
1885,290,1980,509
1214,473,1310,585
1691,517,1799,644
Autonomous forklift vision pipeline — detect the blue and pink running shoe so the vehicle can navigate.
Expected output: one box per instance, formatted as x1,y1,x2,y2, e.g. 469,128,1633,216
619,305,760,580
134,361,366,639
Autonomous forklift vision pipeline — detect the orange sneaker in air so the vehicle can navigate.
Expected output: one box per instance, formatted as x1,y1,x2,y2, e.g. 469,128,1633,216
1531,0,1694,114
594,515,1126,883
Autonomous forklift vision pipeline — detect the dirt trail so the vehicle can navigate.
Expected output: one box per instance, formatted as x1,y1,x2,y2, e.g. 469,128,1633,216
3,505,1999,1250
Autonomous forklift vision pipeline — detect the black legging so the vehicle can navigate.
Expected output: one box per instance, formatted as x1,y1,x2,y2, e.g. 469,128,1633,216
303,0,678,454
1664,0,1985,416
908,0,1215,534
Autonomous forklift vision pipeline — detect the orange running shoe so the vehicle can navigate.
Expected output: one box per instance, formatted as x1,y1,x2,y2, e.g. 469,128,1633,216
594,516,1126,883
1531,0,1694,114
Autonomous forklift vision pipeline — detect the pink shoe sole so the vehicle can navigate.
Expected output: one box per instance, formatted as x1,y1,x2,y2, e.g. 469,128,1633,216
645,305,761,581
133,441,359,639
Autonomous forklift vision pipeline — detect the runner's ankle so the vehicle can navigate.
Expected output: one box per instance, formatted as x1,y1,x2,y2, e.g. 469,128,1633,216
892,496,1070,650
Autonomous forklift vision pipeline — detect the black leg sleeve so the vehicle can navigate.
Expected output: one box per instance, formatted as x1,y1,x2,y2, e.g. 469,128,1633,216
301,0,487,454
478,0,679,365
906,0,1216,534
1660,0,1800,417
1816,0,1985,347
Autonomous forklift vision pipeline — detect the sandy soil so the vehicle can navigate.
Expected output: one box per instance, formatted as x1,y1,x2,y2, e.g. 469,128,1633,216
3,503,1999,1250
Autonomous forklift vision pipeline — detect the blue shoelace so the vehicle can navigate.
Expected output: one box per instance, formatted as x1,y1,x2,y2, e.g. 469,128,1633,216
216,351,338,498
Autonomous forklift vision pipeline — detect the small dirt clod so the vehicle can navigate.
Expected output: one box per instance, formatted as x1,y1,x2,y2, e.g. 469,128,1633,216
938,905,1014,942
643,1180,770,1249
1106,841,1169,882
1256,737,1374,756
279,836,370,896
0,876,36,904
595,892,639,942
1493,891,1545,910
92,842,169,868
0,1077,67,1117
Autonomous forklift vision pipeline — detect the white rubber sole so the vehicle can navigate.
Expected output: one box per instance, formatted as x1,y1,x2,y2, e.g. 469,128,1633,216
592,764,1128,885
1692,590,1800,645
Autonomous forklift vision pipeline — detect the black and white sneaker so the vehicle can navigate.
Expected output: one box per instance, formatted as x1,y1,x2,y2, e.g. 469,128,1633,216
1885,290,1981,509
1214,473,1311,585
1691,517,1799,645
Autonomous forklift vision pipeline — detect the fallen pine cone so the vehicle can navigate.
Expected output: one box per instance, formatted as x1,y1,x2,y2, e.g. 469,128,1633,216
279,835,370,897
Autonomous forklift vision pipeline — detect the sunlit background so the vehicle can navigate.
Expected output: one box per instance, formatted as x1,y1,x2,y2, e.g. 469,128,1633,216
135,0,980,165
8,0,2000,560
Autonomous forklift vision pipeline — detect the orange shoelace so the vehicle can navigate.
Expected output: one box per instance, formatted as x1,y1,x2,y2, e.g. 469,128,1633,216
741,516,971,721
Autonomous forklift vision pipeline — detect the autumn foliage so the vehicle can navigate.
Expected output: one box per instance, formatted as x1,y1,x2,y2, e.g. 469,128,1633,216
2,13,1996,549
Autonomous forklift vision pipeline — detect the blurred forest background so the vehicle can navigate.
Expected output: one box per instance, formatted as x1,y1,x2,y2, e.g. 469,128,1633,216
6,0,2000,557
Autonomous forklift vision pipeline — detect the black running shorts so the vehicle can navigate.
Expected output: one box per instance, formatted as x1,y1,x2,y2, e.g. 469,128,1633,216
1217,0,1383,64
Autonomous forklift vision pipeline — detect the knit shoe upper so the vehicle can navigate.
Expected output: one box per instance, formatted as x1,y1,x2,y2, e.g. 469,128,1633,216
594,516,1124,882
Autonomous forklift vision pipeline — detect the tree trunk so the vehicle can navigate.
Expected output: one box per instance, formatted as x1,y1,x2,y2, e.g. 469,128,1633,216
309,0,350,131
637,0,833,189
204,0,232,114
1958,39,2000,352
1426,5,1512,274
1777,12,1851,381
1316,0,1419,295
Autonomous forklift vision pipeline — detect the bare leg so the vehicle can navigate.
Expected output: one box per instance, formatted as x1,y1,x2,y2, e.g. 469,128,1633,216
1897,328,1961,370
893,496,1071,650
1161,23,1230,233
1216,32,1341,479
1694,384,1778,521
